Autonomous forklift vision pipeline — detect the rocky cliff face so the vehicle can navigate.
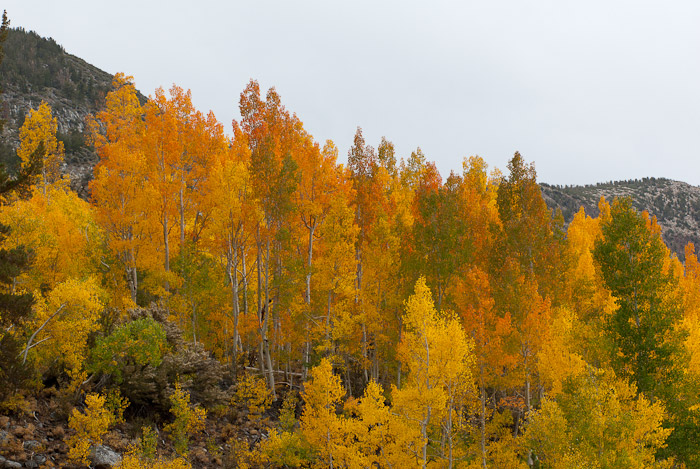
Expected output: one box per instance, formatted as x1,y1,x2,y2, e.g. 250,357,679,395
541,178,700,260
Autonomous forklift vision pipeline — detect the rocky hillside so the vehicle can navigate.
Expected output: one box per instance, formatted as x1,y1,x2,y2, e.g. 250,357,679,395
0,27,143,197
541,178,700,260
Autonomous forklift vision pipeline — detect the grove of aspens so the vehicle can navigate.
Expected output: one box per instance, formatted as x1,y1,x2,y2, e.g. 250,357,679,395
2,69,700,468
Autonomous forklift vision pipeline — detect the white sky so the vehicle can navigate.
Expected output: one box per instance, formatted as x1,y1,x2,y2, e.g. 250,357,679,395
5,0,700,185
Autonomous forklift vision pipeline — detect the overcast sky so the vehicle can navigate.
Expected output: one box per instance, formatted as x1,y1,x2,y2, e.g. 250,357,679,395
5,1,700,185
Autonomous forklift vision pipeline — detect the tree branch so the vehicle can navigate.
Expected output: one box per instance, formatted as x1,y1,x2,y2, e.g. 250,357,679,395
22,303,66,364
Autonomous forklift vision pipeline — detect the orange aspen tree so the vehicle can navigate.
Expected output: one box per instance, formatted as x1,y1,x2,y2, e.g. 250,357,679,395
239,80,301,395
347,127,384,385
680,244,700,378
204,125,254,372
292,138,341,375
89,73,148,304
491,153,561,419
312,163,357,369
141,87,183,296
359,139,409,386
168,108,227,346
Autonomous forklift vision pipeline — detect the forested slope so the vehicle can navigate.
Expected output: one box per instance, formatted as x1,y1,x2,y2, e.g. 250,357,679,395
2,20,700,469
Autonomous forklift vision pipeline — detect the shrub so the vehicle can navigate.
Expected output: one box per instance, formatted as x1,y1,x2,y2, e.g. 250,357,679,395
99,306,227,412
67,391,128,465
260,430,313,468
115,425,192,469
279,391,299,433
138,425,157,460
89,317,167,384
117,454,191,469
232,373,272,420
165,382,206,456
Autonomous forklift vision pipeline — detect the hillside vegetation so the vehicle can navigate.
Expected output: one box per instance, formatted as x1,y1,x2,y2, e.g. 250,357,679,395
2,20,700,469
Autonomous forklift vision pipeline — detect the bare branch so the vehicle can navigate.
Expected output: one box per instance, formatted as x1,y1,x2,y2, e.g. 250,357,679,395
22,303,66,364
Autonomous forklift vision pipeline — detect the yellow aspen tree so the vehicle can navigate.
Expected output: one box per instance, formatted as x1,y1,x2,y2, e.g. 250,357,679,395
17,101,65,193
351,380,423,467
68,392,127,465
300,358,350,468
536,307,587,395
0,184,104,385
0,184,103,292
165,382,206,457
23,276,104,374
310,162,357,365
117,455,190,469
562,202,617,368
392,277,476,468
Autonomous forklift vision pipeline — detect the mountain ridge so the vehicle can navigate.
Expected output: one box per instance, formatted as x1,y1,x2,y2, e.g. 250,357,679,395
541,177,700,260
0,26,144,196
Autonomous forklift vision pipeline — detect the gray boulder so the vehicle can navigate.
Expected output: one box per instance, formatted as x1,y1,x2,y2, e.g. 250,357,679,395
90,445,122,468
22,440,40,451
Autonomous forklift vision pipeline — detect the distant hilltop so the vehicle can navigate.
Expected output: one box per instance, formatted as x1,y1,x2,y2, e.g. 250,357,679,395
541,178,700,260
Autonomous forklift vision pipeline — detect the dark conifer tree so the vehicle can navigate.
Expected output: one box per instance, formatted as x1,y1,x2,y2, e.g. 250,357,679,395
0,11,43,398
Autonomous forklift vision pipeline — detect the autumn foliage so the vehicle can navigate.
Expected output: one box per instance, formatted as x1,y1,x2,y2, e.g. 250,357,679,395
1,75,700,468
